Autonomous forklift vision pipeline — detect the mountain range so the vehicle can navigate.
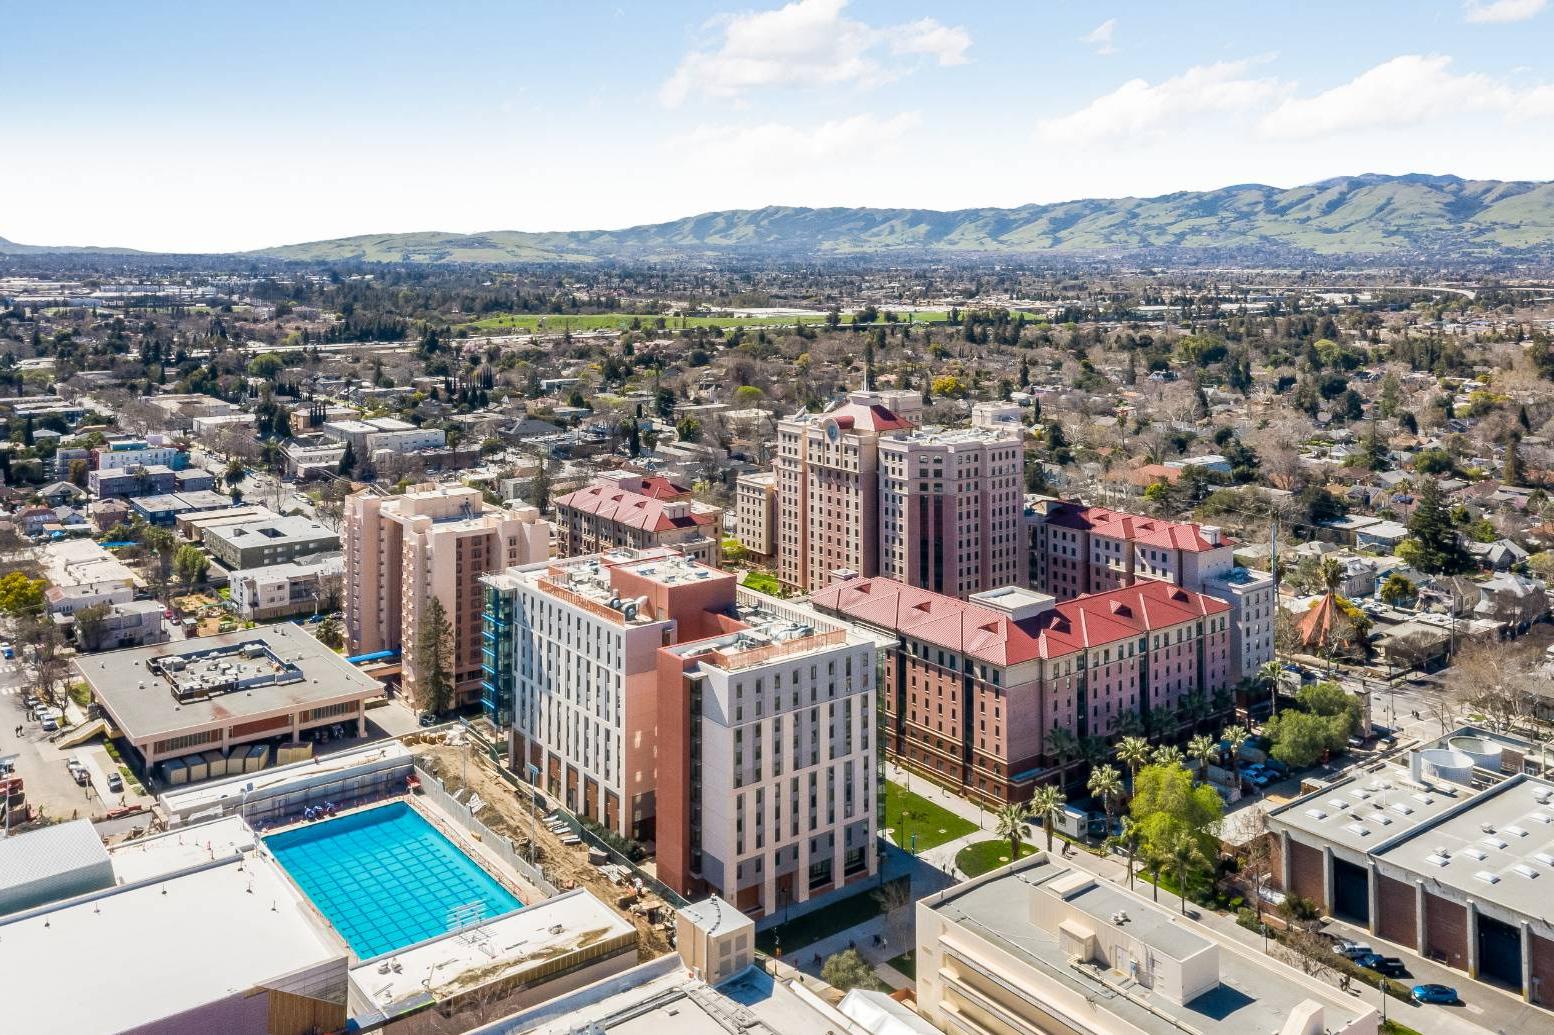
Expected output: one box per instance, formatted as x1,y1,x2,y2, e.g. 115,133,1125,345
6,174,1554,264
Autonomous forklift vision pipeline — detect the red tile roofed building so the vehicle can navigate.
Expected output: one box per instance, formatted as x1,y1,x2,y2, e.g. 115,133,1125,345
1026,498,1277,684
553,472,723,566
812,576,1232,806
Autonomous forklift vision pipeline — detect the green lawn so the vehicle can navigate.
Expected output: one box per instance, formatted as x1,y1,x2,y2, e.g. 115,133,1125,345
459,310,951,334
756,878,906,955
884,781,978,852
741,570,783,596
954,839,1039,877
886,951,917,980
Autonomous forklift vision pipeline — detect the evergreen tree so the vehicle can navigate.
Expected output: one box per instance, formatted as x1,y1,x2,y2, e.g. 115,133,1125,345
1503,432,1525,487
1403,477,1468,574
415,597,454,715
1363,419,1389,471
338,440,356,476
529,459,552,514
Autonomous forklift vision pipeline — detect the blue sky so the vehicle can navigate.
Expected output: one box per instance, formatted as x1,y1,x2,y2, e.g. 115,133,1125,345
4,0,1553,251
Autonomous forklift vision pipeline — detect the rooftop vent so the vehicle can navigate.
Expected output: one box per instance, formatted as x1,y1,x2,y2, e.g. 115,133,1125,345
1475,870,1502,885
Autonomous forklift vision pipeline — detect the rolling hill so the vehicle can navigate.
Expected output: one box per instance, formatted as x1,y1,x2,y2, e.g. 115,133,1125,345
7,174,1554,263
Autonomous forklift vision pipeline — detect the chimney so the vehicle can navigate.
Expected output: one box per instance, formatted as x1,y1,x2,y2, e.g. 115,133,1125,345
1201,525,1222,546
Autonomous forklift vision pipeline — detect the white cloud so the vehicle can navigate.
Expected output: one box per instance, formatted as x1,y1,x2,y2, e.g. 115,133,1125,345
659,0,969,106
1036,59,1281,144
1260,54,1554,137
672,111,921,162
1081,18,1117,56
1463,0,1546,23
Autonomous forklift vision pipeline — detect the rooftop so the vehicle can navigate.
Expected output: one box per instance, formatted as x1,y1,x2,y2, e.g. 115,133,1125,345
811,577,1229,666
1375,774,1554,919
354,889,635,1018
74,624,382,741
0,819,110,907
1267,761,1468,854
927,857,1373,1035
203,512,338,550
1037,501,1226,552
553,477,717,533
0,843,342,1034
881,423,1021,446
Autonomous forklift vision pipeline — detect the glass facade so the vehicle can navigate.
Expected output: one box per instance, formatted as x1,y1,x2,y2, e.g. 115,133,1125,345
481,584,515,727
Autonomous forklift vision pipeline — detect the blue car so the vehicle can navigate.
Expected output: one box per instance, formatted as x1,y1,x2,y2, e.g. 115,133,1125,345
1411,983,1458,1005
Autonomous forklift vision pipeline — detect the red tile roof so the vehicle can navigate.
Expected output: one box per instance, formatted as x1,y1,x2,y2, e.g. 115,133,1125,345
810,577,1227,666
824,400,913,433
608,474,690,500
553,482,715,533
1041,502,1221,552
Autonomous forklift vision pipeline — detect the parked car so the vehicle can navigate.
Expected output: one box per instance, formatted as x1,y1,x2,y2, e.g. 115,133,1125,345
418,711,439,728
40,715,59,733
1354,953,1407,976
1411,983,1459,1005
0,642,12,659
1331,940,1372,960
106,771,124,793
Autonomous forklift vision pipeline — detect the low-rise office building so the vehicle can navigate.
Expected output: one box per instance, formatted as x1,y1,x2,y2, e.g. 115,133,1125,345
130,489,234,526
199,512,340,569
916,853,1379,1035
1266,736,1554,1008
63,598,167,651
74,624,382,772
88,463,176,499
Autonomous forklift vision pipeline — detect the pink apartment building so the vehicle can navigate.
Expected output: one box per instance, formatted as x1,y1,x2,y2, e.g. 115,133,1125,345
344,484,551,710
552,472,722,566
1027,499,1275,682
812,576,1232,805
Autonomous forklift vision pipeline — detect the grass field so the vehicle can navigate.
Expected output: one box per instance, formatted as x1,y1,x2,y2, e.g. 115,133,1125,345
886,950,917,980
458,310,950,334
755,877,907,955
884,781,977,852
954,839,1039,877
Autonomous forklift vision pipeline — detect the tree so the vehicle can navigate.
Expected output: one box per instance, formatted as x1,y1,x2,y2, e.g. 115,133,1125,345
1087,764,1124,831
1402,477,1469,574
1379,572,1415,606
994,802,1031,864
1117,735,1151,789
415,596,454,715
1264,683,1359,768
821,948,885,992
1166,830,1206,914
1109,816,1144,889
1151,744,1185,768
315,615,344,651
675,416,702,443
67,458,88,487
528,459,552,514
338,439,356,476
1221,725,1249,787
1129,762,1224,863
246,353,284,379
72,602,112,652
1029,784,1066,852
173,544,208,592
224,457,247,488
1045,725,1079,771
0,571,45,616
1187,735,1218,784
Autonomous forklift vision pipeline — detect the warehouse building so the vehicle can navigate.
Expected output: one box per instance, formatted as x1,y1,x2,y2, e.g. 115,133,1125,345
0,819,113,917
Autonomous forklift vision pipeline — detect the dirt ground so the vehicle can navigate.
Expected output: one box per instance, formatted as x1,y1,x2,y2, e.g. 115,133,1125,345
411,738,673,959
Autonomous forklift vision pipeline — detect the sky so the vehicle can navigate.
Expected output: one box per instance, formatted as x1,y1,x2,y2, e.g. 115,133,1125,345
4,0,1554,252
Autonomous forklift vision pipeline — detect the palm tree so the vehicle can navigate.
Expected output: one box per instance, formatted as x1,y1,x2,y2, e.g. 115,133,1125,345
1167,831,1207,915
1259,659,1283,717
1087,764,1124,833
1319,556,1344,594
1222,725,1249,787
993,803,1031,866
1144,847,1166,903
1188,734,1218,785
1109,817,1144,889
1117,735,1151,789
1046,726,1079,774
1152,744,1185,769
1030,784,1066,852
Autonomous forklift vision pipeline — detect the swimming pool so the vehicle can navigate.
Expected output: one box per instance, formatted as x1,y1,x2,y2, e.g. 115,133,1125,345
266,802,522,958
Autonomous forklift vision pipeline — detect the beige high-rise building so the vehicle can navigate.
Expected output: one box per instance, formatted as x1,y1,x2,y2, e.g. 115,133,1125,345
878,403,1026,598
344,484,550,710
774,391,913,594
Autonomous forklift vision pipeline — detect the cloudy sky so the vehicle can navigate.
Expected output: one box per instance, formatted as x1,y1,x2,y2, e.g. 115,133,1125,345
5,0,1554,251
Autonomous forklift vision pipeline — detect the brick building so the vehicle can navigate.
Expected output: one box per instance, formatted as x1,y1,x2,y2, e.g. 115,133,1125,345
811,576,1232,805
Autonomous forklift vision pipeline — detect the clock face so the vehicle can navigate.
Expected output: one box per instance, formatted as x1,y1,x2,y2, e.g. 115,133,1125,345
826,421,840,442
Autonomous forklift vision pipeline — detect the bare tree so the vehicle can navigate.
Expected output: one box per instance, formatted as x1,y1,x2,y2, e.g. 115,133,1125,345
1444,640,1539,734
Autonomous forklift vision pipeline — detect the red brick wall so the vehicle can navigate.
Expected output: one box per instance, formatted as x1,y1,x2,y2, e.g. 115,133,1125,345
1267,834,1285,891
1289,840,1324,908
1376,874,1417,948
1424,893,1468,971
1530,931,1554,1008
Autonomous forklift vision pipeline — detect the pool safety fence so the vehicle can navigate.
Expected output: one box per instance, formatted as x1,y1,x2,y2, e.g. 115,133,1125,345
413,765,560,900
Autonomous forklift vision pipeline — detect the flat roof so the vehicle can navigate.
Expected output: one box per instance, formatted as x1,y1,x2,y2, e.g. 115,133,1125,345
354,889,634,1015
928,858,1371,1035
0,851,342,1033
202,512,338,550
1267,762,1469,854
1375,775,1554,919
75,624,381,741
0,819,110,900
107,815,256,885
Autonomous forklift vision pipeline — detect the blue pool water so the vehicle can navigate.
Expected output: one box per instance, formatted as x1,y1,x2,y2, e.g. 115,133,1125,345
266,802,522,958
